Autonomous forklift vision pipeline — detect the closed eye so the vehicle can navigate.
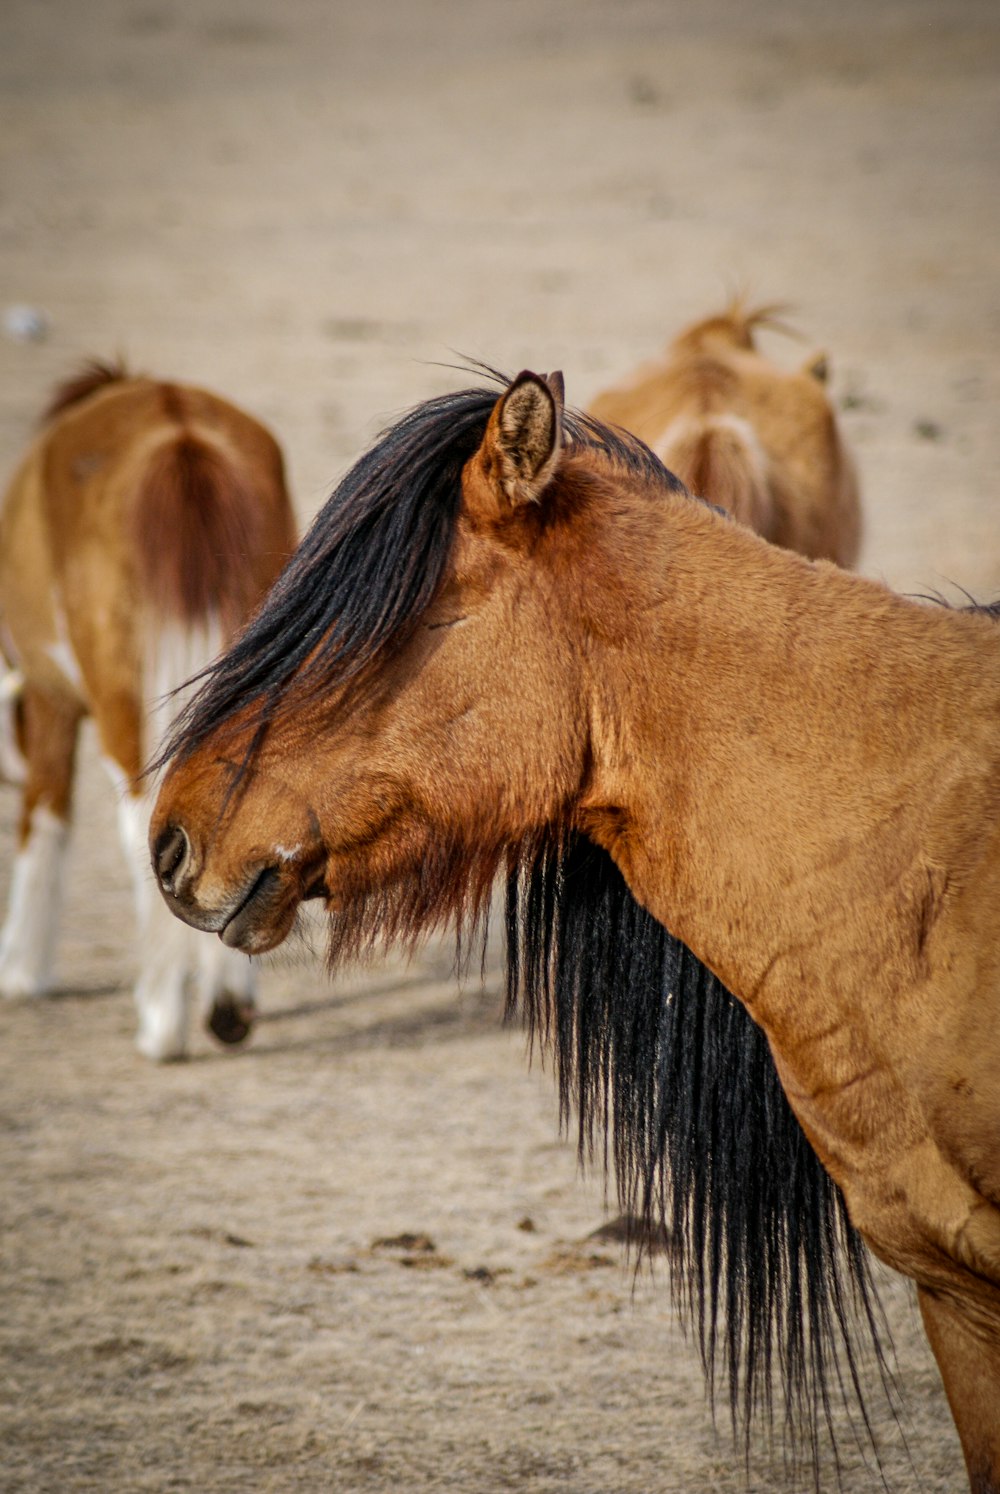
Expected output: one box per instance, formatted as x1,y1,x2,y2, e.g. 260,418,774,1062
426,616,467,631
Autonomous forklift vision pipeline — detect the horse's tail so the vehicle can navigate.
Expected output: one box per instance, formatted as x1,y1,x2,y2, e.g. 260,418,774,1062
669,297,796,358
658,414,775,537
132,425,274,763
42,357,130,424
134,429,269,639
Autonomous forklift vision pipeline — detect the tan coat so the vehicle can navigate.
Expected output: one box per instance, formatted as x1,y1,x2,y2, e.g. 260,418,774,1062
0,364,296,1058
589,303,861,566
150,371,1000,1485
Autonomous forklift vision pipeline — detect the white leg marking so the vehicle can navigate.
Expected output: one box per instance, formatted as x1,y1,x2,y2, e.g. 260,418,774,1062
106,756,256,1060
0,805,69,997
132,896,194,1063
101,614,235,1059
108,772,192,1061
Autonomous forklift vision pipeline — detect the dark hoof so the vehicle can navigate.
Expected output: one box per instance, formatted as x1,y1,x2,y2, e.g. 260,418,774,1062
207,996,257,1046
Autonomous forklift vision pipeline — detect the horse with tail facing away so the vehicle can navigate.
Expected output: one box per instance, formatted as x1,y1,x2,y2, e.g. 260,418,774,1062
149,370,1000,1487
0,361,297,1059
589,299,862,566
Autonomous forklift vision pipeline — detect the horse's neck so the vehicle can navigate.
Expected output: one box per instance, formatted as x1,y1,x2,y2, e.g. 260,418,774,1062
577,498,1000,1020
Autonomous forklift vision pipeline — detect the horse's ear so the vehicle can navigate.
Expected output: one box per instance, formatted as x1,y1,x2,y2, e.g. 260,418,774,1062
802,351,829,384
468,371,564,521
543,369,565,405
496,370,564,505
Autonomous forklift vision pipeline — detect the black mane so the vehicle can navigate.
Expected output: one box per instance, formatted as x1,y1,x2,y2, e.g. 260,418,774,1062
160,373,895,1476
505,832,895,1477
159,375,675,770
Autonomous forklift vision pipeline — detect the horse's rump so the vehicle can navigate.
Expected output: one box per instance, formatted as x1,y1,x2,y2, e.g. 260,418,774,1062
589,300,861,567
133,429,271,639
657,413,774,538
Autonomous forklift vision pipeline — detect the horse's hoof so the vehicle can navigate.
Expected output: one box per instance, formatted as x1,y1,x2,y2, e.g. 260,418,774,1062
135,1022,189,1063
207,997,256,1046
0,967,49,1000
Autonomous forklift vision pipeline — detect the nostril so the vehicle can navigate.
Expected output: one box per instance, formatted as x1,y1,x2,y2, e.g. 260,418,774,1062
154,824,189,890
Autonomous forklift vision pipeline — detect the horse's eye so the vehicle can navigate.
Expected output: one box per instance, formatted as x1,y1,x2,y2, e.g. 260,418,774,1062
426,616,467,632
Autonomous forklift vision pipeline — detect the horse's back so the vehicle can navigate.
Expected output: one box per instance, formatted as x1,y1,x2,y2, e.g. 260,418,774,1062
589,311,862,567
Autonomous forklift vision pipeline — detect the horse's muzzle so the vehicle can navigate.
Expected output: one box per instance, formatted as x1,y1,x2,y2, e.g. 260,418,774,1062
151,819,318,954
151,822,223,932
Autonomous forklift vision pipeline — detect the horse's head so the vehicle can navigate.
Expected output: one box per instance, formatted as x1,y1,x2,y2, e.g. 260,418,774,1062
150,370,673,960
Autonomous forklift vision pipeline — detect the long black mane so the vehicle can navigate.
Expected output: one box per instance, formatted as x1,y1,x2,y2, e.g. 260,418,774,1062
160,383,491,768
506,831,895,1478
160,374,671,770
161,377,894,1475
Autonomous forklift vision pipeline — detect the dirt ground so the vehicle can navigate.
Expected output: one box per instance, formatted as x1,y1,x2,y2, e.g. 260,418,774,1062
1,2,999,1490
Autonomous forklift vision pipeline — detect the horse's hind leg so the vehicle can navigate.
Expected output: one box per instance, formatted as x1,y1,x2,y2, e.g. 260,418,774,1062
0,685,81,997
111,780,258,1057
918,1285,1000,1492
110,781,194,1061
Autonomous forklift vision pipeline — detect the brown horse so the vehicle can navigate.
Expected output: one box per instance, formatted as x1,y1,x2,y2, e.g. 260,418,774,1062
149,370,1000,1487
589,300,861,565
0,361,296,1059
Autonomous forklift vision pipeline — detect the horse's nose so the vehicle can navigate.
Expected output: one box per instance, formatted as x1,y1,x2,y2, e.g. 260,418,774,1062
154,822,191,893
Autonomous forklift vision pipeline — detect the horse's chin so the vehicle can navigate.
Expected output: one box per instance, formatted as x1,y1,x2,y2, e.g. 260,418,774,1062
218,868,305,955
217,866,330,955
219,912,296,956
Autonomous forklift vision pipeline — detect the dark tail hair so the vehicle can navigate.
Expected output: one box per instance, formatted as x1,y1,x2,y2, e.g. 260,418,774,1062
505,830,896,1478
661,417,774,536
133,433,268,636
43,356,130,424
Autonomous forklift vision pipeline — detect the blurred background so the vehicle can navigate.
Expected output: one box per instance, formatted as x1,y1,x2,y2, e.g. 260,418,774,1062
3,0,998,587
1,2,997,1490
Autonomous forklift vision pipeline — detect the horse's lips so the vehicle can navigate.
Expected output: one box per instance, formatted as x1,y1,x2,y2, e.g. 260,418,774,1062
219,866,289,951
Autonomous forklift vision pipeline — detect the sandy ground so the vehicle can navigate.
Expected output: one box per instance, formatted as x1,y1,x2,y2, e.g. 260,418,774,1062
1,2,999,1490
